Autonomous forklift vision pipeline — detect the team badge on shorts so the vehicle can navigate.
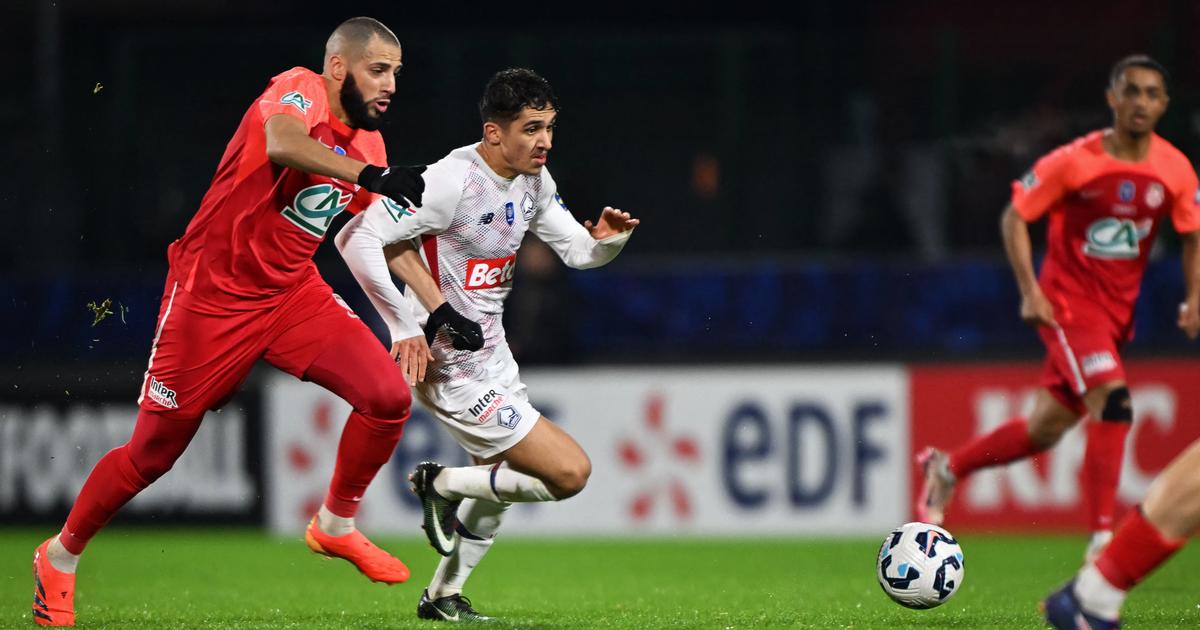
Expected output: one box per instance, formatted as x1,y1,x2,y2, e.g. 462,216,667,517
497,405,522,429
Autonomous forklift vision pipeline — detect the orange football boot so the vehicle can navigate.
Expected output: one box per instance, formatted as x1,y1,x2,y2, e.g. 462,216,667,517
304,517,410,584
32,538,75,627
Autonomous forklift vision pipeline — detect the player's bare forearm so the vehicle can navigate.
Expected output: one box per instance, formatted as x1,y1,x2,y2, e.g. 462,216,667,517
384,240,447,313
1002,204,1057,328
264,115,367,183
1182,230,1200,306
1000,205,1040,296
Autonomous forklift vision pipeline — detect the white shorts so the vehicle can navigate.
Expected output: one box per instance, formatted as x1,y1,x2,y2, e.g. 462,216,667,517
414,345,540,459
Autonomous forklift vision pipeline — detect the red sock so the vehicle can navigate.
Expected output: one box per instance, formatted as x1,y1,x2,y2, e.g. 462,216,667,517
59,410,199,554
1084,420,1131,531
947,418,1043,478
1094,506,1185,590
324,411,407,517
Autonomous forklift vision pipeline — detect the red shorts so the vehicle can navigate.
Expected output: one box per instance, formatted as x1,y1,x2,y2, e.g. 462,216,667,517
137,268,381,419
1037,324,1126,415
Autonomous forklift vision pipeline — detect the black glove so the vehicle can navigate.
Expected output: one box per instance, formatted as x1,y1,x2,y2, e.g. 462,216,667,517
425,302,485,351
358,164,426,208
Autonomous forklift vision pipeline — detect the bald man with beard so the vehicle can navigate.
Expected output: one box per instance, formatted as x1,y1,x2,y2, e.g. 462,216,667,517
30,17,427,627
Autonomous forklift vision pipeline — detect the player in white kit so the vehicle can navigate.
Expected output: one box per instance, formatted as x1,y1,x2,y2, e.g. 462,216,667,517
336,68,638,621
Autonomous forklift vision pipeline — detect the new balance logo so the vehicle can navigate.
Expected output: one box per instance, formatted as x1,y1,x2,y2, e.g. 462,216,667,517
148,376,179,409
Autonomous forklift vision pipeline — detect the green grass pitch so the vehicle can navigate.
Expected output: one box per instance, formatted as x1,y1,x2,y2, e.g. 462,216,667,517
1,528,1198,628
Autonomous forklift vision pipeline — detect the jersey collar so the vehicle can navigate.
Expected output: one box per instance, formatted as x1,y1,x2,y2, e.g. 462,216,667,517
327,111,355,137
471,142,519,189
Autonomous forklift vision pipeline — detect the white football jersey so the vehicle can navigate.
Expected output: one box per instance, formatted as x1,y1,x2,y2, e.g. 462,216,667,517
340,143,630,387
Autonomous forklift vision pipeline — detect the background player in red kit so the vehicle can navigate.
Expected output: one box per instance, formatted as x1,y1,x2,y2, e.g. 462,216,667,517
916,55,1200,559
30,17,427,627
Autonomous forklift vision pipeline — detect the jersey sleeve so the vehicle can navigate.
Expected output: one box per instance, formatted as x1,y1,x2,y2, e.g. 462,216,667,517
334,212,422,344
334,153,465,343
257,69,328,131
1011,145,1075,222
1170,160,1200,233
359,156,463,244
530,169,632,269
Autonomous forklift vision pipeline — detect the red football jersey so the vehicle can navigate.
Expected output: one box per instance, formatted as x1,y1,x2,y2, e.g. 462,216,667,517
1011,130,1200,338
168,67,385,305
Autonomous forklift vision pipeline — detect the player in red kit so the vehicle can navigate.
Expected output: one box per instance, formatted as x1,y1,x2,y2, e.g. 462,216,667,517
30,18,426,627
916,55,1200,560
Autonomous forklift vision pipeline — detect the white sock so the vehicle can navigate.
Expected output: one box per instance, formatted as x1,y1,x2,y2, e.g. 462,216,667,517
433,463,557,502
47,535,80,574
317,504,355,537
1074,563,1126,621
428,499,510,599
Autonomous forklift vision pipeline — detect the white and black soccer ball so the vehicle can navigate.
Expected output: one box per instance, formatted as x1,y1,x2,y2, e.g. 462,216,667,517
876,522,965,609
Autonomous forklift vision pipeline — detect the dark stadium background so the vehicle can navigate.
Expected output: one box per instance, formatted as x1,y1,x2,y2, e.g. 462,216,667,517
5,0,1199,369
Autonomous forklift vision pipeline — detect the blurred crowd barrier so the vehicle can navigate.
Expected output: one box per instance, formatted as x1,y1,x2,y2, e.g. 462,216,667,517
2,255,1193,365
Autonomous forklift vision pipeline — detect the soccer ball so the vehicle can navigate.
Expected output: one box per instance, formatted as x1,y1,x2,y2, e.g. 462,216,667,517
876,522,965,609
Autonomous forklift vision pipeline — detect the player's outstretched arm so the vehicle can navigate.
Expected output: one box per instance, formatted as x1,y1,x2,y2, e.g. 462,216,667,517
264,115,425,207
584,206,640,240
532,203,639,270
1000,204,1057,328
1178,230,1200,340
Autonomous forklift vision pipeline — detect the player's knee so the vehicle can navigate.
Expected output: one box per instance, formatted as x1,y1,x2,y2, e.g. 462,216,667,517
127,443,179,483
359,379,412,421
547,457,591,499
1100,386,1133,423
132,457,176,483
1028,426,1058,449
371,389,412,421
